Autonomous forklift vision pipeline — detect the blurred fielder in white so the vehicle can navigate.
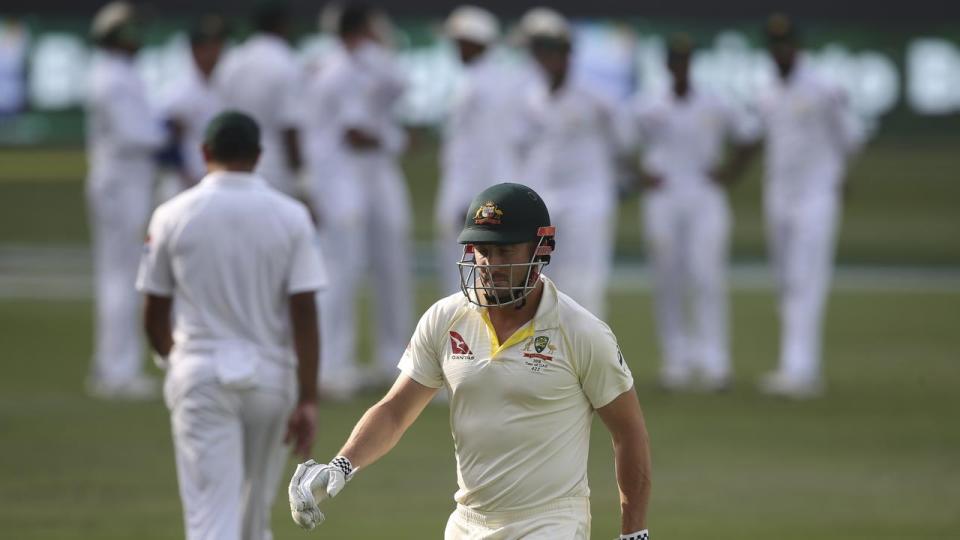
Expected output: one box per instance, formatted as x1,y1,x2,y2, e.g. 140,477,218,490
435,5,521,294
288,182,651,540
756,15,865,398
138,112,326,540
629,34,757,391
85,1,165,399
304,4,413,398
156,15,228,196
513,8,628,318
215,3,305,197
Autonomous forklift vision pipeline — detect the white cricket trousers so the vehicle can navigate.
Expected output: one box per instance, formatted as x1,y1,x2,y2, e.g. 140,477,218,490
541,195,616,318
643,185,731,380
319,155,413,381
444,497,590,540
169,380,294,540
86,173,153,384
765,192,840,381
435,197,471,296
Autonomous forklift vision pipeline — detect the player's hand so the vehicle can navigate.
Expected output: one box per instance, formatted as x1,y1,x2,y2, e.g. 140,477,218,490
284,400,317,460
288,460,348,530
345,128,381,150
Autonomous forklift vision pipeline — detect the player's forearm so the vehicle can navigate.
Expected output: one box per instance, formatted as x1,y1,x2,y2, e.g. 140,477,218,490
337,400,411,471
289,292,319,404
283,128,303,172
143,294,174,357
613,427,652,532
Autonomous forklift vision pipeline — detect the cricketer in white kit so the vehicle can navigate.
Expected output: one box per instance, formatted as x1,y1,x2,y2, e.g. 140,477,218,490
514,8,628,318
157,16,227,192
138,112,326,540
289,183,652,540
757,15,865,398
85,2,166,399
304,5,413,397
629,35,758,391
435,6,521,294
215,4,304,197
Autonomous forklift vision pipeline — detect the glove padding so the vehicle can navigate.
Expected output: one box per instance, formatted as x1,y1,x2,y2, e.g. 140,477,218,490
288,459,348,530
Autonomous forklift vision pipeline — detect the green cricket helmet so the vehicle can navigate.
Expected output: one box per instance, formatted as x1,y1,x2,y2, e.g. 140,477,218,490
456,183,556,307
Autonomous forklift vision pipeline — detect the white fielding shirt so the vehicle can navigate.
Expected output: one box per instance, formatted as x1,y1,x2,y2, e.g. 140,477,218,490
136,172,326,380
759,58,864,201
159,65,224,182
399,276,634,512
632,89,757,191
215,34,304,192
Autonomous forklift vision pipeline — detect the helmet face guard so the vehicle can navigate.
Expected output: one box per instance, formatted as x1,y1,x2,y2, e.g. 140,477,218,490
457,226,555,308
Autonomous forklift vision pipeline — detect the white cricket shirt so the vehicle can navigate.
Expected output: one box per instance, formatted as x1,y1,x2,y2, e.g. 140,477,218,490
159,65,224,182
632,89,757,192
399,276,634,512
215,34,304,193
438,52,521,218
136,172,326,374
758,57,864,201
86,50,165,188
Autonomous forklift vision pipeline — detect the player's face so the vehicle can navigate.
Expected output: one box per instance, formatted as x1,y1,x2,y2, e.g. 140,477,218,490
192,40,224,76
532,46,569,80
471,242,537,295
768,42,797,78
456,39,486,64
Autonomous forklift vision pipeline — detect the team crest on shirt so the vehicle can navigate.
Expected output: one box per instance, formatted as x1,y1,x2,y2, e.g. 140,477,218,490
473,202,504,225
449,331,475,360
522,335,557,369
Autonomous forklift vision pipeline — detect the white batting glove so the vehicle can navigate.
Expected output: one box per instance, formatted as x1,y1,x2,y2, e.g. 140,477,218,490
288,457,354,530
619,530,650,540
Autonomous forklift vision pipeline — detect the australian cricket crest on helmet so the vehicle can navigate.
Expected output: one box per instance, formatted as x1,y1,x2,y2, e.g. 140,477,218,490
473,201,504,225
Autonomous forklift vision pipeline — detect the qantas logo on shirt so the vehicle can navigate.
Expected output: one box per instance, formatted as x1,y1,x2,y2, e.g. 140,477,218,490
449,331,474,359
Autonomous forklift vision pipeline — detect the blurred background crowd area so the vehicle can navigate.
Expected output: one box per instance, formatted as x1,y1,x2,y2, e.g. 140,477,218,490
0,1,958,265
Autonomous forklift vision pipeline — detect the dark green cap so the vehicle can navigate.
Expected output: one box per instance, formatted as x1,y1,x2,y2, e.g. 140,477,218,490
457,183,552,245
203,111,261,162
765,13,799,45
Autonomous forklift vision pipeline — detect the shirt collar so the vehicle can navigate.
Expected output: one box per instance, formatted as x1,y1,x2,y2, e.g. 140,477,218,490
468,274,561,331
199,171,268,189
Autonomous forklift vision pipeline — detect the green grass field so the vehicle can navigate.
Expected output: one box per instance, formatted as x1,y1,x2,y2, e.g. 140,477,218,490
1,137,959,538
1,290,958,539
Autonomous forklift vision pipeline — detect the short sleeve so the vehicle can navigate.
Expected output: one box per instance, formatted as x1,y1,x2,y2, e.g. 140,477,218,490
397,304,445,389
136,208,175,296
577,323,634,409
286,209,327,294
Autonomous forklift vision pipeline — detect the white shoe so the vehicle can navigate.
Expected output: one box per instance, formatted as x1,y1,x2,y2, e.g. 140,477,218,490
757,371,823,399
86,375,160,401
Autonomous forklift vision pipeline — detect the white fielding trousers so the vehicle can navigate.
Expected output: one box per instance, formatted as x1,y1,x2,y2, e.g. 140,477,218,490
86,170,154,384
643,184,731,380
765,191,840,381
434,192,471,296
315,155,413,381
540,195,616,318
169,379,294,540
